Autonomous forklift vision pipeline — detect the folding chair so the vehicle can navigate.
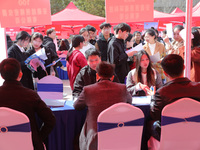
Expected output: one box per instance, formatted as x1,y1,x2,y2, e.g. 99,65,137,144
0,107,33,150
97,102,144,150
37,75,63,101
160,98,200,150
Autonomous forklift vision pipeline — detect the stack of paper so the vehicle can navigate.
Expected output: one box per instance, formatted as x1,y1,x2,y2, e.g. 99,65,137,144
132,96,151,105
44,99,66,107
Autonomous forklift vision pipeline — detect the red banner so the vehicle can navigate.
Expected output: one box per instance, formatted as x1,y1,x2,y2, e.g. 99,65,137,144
106,0,154,23
0,0,51,28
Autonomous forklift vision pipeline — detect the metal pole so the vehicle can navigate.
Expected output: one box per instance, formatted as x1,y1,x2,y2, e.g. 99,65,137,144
184,0,193,78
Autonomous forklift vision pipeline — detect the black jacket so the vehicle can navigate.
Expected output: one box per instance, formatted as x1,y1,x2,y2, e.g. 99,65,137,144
73,65,119,99
96,33,113,61
107,37,130,83
7,44,34,90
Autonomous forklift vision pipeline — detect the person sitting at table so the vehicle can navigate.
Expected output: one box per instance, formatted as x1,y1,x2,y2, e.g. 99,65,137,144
0,58,56,150
126,50,162,96
27,32,62,80
149,54,200,146
74,61,132,150
66,35,88,90
72,48,119,100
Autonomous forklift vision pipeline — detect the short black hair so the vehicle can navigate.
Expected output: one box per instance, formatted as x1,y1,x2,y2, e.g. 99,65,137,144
161,54,184,78
46,28,56,36
72,35,85,48
15,31,30,41
115,23,131,34
85,48,101,60
133,31,141,36
100,22,111,30
85,25,96,32
96,61,115,78
0,58,21,81
125,33,133,43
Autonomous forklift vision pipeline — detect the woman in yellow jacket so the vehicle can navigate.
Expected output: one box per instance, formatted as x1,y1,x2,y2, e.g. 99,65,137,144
143,29,166,83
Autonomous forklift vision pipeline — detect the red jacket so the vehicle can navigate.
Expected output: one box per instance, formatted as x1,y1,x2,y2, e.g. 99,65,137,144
67,50,87,90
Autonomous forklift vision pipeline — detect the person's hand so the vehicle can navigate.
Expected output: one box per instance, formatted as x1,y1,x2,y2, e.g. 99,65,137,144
139,83,150,95
146,86,156,96
163,36,170,44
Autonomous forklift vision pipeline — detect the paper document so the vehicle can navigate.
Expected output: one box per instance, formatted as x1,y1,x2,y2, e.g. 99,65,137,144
44,99,66,107
25,54,46,72
35,48,48,60
132,96,151,105
125,43,143,54
46,58,62,68
150,52,160,63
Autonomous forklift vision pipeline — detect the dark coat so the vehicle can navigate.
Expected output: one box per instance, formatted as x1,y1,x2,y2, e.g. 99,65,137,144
0,80,56,150
151,77,200,122
74,80,132,150
7,44,34,90
107,37,130,83
95,33,113,61
72,65,119,99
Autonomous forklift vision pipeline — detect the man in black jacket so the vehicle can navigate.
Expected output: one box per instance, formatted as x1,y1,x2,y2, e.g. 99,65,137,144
0,58,56,150
150,54,200,142
107,23,131,83
73,49,119,100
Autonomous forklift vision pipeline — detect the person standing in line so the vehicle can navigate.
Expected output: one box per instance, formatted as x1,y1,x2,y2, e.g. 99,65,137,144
95,22,114,61
66,35,88,90
107,22,131,83
7,31,34,90
79,28,95,57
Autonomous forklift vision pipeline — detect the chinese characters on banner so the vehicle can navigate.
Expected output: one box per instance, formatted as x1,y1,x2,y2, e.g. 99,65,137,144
0,0,51,28
106,0,154,23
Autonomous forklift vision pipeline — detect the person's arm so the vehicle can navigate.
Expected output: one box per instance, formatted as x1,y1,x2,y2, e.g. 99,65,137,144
150,91,163,122
35,95,56,141
73,88,87,110
73,71,85,100
155,71,163,90
126,71,145,96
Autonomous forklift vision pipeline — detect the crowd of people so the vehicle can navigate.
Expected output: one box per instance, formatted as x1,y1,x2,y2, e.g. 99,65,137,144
2,22,200,150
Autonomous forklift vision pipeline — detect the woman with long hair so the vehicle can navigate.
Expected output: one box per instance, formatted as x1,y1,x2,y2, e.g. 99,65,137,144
79,28,95,56
27,32,60,80
143,29,166,83
126,50,162,96
66,35,88,90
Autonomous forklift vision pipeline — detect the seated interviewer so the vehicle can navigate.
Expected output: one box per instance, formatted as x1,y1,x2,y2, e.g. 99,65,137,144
150,54,200,141
73,61,132,150
0,58,56,150
73,48,119,100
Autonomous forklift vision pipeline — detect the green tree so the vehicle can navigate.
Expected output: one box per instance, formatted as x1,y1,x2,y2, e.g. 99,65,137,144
50,0,105,17
74,0,105,17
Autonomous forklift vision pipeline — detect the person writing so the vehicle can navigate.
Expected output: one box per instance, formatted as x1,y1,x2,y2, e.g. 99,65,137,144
126,50,162,96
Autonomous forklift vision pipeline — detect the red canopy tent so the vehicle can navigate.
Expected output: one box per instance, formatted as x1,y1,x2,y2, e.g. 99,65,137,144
171,7,185,16
51,2,105,25
153,10,185,22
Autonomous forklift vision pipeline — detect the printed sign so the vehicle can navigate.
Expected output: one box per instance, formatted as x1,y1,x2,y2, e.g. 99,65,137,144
0,0,51,28
106,0,154,23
